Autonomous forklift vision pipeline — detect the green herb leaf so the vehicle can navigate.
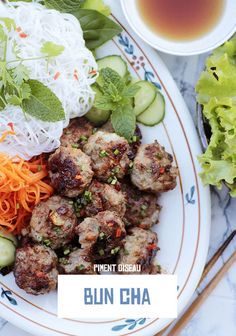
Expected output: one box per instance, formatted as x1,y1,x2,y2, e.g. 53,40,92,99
41,41,65,57
21,83,31,100
94,95,116,111
94,67,138,140
0,18,16,32
44,0,85,12
11,64,30,85
122,83,140,98
72,9,122,50
6,94,21,106
22,79,65,122
0,24,6,42
111,105,136,141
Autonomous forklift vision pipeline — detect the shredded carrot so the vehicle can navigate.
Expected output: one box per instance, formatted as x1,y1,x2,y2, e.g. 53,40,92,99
0,153,53,234
116,228,122,238
74,69,79,81
19,32,28,38
0,123,16,143
53,72,61,80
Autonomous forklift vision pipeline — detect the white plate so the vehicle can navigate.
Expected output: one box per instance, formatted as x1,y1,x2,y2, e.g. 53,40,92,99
0,1,211,335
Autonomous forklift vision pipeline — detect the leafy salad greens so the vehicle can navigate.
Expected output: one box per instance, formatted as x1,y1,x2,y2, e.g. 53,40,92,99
196,36,236,196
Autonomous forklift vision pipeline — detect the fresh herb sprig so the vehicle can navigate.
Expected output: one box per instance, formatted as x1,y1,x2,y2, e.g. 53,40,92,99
94,67,140,140
0,19,65,122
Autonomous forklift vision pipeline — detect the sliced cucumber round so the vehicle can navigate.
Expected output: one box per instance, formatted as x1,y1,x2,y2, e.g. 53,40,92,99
0,236,16,269
137,91,165,126
97,55,128,85
134,81,157,116
0,230,17,247
86,107,110,126
85,85,110,125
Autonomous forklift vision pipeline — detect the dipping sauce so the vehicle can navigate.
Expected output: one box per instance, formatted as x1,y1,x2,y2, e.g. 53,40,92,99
137,0,224,41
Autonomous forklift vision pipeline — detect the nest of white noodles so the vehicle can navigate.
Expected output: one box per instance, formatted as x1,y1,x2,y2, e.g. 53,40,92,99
0,1,98,159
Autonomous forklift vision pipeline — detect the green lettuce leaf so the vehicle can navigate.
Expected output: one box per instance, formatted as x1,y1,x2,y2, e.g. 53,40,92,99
196,36,236,196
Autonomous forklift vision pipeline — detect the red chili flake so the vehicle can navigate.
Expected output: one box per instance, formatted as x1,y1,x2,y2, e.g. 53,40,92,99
159,167,165,174
115,183,121,192
53,72,61,80
16,27,22,32
89,69,97,75
36,271,45,278
80,209,86,217
19,32,28,38
7,122,15,132
147,243,157,251
116,228,122,238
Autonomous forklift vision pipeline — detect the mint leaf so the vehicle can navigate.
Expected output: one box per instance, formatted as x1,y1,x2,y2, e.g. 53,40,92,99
100,68,122,87
11,64,30,85
6,94,21,106
21,83,31,100
111,105,136,140
94,96,116,110
22,80,65,122
123,83,140,98
41,42,65,57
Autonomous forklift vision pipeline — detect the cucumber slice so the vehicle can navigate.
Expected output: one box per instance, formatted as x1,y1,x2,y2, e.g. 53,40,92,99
85,85,111,125
137,91,165,126
86,107,110,126
134,81,157,116
0,230,17,247
0,236,16,269
97,55,128,85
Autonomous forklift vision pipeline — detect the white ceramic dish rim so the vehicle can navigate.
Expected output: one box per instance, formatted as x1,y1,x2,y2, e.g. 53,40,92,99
121,0,236,55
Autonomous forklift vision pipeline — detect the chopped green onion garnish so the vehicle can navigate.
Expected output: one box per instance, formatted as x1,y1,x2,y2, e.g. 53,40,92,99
43,239,51,247
99,249,105,256
71,144,79,149
113,149,120,155
59,257,69,265
99,232,105,239
111,247,120,255
80,135,88,142
99,150,108,158
63,248,71,255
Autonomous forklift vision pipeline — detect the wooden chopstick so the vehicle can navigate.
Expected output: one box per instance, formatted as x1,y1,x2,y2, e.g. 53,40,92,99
199,230,236,283
155,230,236,336
168,250,236,336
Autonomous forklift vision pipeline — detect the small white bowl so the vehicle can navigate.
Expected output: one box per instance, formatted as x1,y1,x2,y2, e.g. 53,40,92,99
121,0,236,56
